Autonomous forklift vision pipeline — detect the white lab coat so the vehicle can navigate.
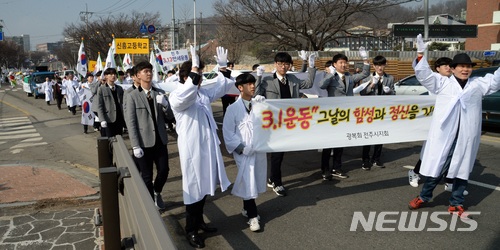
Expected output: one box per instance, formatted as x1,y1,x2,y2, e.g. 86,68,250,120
61,79,81,107
169,72,234,205
414,58,500,180
223,97,267,200
42,80,53,102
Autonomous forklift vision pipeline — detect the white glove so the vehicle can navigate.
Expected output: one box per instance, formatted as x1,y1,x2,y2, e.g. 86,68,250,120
328,66,336,75
133,147,144,158
416,34,430,53
215,46,228,67
372,75,380,84
308,52,316,68
101,121,107,128
156,94,168,107
256,66,265,76
359,46,368,60
383,86,391,93
253,95,266,103
298,50,308,61
190,45,199,68
242,145,254,156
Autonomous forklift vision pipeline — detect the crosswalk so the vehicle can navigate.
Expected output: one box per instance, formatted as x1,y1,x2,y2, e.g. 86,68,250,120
0,117,47,154
0,86,22,93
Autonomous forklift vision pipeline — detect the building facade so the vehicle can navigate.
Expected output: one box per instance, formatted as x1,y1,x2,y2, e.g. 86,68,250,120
465,0,500,50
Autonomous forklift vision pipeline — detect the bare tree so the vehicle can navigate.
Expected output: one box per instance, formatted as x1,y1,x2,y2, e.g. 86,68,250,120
0,40,26,68
214,0,417,51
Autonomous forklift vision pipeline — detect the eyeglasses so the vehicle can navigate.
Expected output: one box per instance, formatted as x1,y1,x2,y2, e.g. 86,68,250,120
276,62,291,67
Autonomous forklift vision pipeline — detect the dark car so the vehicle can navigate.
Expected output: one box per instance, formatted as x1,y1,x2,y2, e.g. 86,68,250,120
29,72,56,99
472,67,500,127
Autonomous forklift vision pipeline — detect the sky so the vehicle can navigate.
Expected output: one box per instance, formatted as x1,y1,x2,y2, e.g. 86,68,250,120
0,0,223,50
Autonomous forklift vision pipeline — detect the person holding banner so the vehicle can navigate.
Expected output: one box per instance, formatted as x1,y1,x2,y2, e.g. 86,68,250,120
254,51,317,196
169,46,234,248
359,55,395,170
319,48,370,180
223,73,267,232
79,73,96,134
124,61,170,210
96,68,125,137
408,34,500,217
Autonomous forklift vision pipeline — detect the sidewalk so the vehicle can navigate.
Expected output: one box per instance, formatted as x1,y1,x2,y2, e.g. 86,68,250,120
0,165,101,249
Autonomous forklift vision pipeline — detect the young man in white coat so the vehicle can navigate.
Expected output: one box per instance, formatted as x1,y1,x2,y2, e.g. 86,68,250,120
408,34,500,217
124,62,170,210
61,72,80,115
223,73,267,232
169,46,234,249
42,77,53,105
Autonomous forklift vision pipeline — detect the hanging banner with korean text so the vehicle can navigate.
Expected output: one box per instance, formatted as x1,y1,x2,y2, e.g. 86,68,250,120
114,38,149,54
251,95,436,152
160,49,189,65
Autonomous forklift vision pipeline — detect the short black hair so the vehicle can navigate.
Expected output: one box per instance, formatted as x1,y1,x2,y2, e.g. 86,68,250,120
126,68,134,76
167,70,176,75
332,54,348,64
103,68,117,76
134,61,153,73
434,57,452,71
324,60,333,67
275,52,293,63
252,64,260,71
118,70,125,76
95,71,102,77
235,73,256,88
373,55,387,65
227,62,235,68
178,60,205,83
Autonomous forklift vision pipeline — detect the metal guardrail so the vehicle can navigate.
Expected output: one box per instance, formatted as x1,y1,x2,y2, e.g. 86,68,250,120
97,136,176,250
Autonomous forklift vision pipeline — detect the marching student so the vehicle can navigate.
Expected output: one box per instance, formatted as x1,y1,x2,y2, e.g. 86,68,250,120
61,72,80,115
96,68,124,137
124,61,170,210
318,48,370,180
41,77,54,105
408,34,500,217
169,46,233,249
359,55,395,170
223,73,266,232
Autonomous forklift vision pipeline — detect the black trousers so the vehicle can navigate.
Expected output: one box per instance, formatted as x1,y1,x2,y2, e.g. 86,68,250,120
54,95,63,109
270,152,285,186
221,95,236,115
185,196,207,233
362,144,383,162
243,199,258,218
134,142,169,199
104,120,124,137
321,148,344,174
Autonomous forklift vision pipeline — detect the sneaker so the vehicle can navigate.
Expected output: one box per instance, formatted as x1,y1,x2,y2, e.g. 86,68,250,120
361,160,371,171
154,192,166,210
448,205,469,218
322,174,332,181
241,209,261,220
267,180,287,196
248,217,260,232
331,169,348,179
444,183,469,196
266,179,273,188
408,170,420,188
372,160,385,168
408,196,426,210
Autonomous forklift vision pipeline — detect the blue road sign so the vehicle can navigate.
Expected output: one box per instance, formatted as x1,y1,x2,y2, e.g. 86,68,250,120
483,51,496,57
140,23,147,34
0,32,3,41
147,25,156,34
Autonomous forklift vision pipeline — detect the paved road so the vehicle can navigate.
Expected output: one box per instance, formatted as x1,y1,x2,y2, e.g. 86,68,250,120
1,85,500,249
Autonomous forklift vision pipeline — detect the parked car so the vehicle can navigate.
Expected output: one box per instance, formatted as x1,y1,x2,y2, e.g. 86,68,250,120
394,74,427,95
395,66,500,127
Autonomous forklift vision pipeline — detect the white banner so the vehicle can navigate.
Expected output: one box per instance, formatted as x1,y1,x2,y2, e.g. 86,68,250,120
160,49,189,65
252,96,436,152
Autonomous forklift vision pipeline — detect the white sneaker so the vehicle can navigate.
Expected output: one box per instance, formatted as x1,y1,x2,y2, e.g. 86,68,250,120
444,183,469,196
248,217,260,232
241,209,260,221
408,170,420,187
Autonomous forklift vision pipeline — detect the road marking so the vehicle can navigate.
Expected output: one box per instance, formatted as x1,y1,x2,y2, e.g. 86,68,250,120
21,137,43,142
0,129,36,136
0,117,48,152
10,142,48,149
0,125,34,131
0,133,40,140
0,100,30,116
10,149,24,154
402,165,499,192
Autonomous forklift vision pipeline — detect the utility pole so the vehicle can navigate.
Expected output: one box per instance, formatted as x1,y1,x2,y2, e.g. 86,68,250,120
193,0,196,46
198,12,202,52
79,4,94,35
171,0,175,50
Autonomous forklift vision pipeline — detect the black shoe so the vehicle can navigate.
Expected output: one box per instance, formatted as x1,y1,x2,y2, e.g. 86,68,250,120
331,169,349,178
199,223,217,233
267,179,287,196
372,160,385,168
322,173,332,181
186,232,205,248
362,161,372,171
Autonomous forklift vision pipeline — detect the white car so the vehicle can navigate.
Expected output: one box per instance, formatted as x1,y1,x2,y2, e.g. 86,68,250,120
394,75,427,95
